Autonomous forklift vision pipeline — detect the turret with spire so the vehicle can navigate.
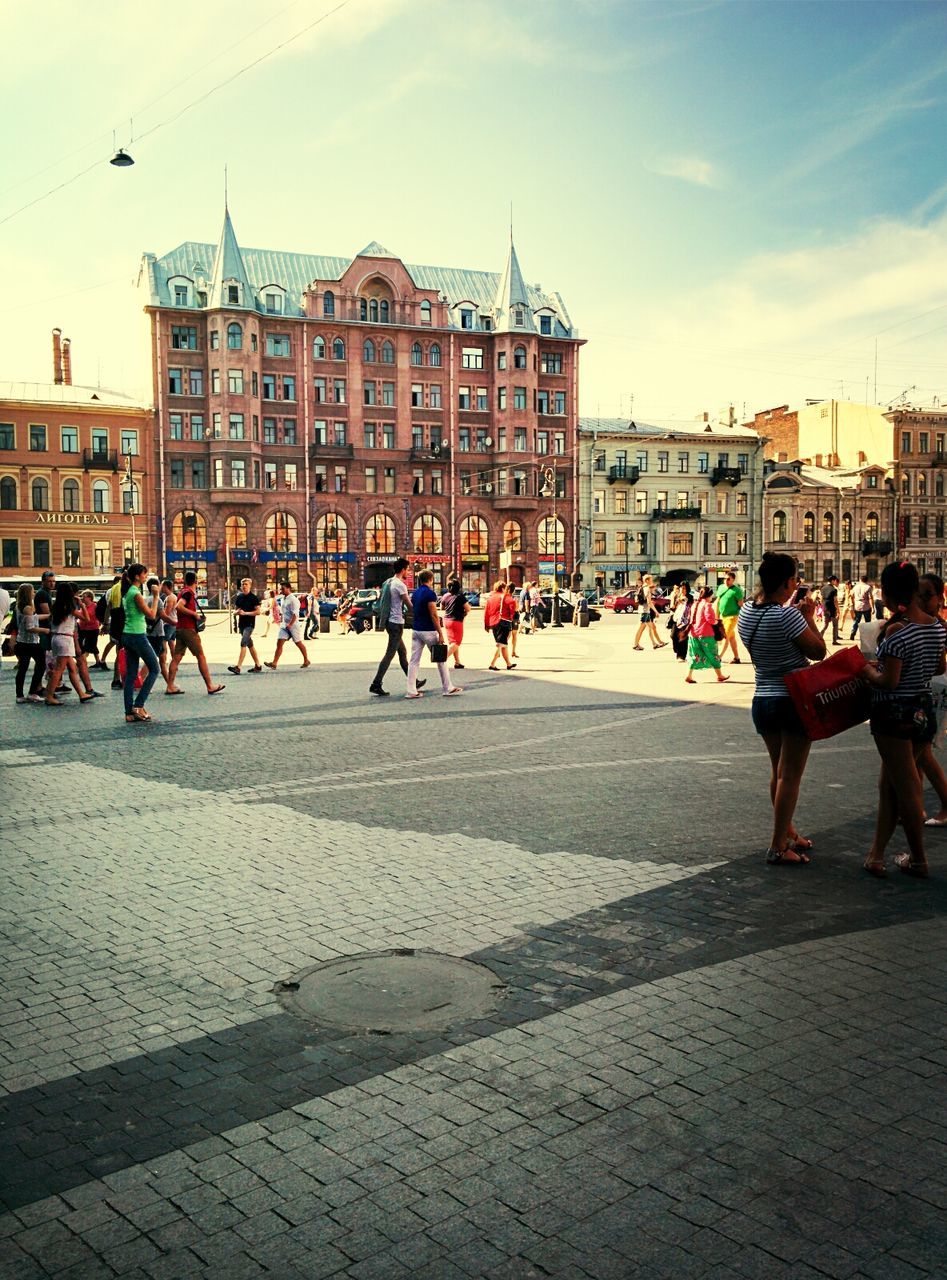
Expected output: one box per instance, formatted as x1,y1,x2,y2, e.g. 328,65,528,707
208,206,254,310
492,237,532,333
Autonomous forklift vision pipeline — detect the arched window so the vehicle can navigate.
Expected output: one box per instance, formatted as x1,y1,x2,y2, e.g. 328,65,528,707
803,511,815,544
772,510,787,543
865,511,879,541
369,299,379,322
227,322,243,350
89,479,110,513
322,291,335,318
381,340,394,364
363,338,376,363
502,519,522,552
172,510,207,551
62,478,80,512
379,300,390,323
0,476,16,510
842,512,853,543
359,298,368,321
315,512,348,552
823,511,834,542
420,300,431,324
225,515,248,548
429,343,441,367
312,335,326,359
266,511,297,553
513,345,527,369
901,473,910,496
537,516,564,555
122,482,140,515
31,477,49,511
412,514,443,554
411,342,422,366
918,471,928,497
332,337,345,361
459,514,489,556
365,513,395,555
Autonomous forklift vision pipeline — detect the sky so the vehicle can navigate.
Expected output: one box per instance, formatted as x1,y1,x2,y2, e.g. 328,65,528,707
2,0,947,421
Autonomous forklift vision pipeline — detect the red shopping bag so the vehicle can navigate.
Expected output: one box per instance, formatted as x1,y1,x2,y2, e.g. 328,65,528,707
117,647,145,690
784,646,870,740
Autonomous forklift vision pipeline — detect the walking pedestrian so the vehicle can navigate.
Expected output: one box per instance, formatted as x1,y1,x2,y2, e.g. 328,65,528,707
265,581,311,670
441,579,470,670
144,578,172,685
166,571,225,695
849,574,874,639
507,584,522,657
228,577,264,675
714,571,745,663
737,552,826,865
120,564,162,724
670,585,693,661
917,572,947,829
529,582,545,631
304,585,320,640
861,562,946,877
13,584,46,703
685,587,730,684
405,569,462,698
370,558,419,696
820,575,841,645
99,575,126,689
45,582,96,707
77,591,103,669
632,575,667,651
33,569,59,695
484,580,517,671
873,581,885,621
159,579,177,656
518,581,532,634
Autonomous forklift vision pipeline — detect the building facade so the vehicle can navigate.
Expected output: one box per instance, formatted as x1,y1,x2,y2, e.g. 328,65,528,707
0,333,156,588
577,418,765,591
885,405,947,579
762,460,897,584
139,211,583,596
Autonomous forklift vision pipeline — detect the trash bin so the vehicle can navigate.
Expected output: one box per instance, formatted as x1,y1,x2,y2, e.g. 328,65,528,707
579,610,590,628
319,614,331,634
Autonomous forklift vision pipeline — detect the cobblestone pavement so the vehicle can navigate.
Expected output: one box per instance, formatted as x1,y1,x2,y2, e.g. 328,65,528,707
1,617,946,1279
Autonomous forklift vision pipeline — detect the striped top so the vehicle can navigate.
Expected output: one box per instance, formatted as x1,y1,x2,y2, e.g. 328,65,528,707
737,601,810,697
873,619,946,703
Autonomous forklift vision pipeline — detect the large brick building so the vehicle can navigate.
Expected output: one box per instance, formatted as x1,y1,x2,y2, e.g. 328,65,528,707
139,210,583,595
884,405,947,579
0,332,156,589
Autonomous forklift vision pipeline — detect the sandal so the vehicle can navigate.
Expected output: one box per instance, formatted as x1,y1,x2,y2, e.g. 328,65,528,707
488,665,499,671
792,836,814,852
766,845,810,866
632,646,644,651
125,714,141,724
133,708,152,722
207,684,226,695
863,857,886,878
894,853,929,878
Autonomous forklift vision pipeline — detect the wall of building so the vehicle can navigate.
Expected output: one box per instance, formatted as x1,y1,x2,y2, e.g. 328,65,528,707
797,400,892,468
886,407,947,579
748,405,799,462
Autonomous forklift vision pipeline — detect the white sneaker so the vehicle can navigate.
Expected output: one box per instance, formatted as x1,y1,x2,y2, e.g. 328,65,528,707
16,696,26,704
27,694,43,703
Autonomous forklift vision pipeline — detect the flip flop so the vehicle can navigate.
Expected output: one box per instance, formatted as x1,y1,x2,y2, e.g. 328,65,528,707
208,685,226,695
766,846,810,866
862,857,886,878
923,817,947,828
894,853,929,878
165,689,185,695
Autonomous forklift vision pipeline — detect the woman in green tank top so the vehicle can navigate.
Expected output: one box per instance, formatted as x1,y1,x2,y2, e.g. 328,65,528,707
121,564,161,723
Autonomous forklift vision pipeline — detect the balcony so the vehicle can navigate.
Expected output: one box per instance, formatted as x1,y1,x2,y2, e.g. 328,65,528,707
932,453,947,466
83,448,119,471
652,506,702,521
491,494,539,512
711,466,742,486
861,539,893,556
309,441,354,459
607,464,640,486
210,487,264,505
410,445,451,462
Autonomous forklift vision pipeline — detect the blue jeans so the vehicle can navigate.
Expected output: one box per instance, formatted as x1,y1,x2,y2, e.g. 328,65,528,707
122,632,160,714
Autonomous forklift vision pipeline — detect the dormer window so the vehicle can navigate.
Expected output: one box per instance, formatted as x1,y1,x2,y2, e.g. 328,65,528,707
174,285,188,306
420,300,432,325
460,308,473,330
323,291,335,318
265,292,283,315
539,314,552,335
514,307,525,326
227,284,240,305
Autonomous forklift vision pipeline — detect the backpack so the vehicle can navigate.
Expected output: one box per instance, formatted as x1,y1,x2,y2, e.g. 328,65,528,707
94,592,108,623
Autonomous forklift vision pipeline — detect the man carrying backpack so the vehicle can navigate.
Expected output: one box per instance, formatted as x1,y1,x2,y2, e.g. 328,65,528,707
96,575,125,688
369,558,424,697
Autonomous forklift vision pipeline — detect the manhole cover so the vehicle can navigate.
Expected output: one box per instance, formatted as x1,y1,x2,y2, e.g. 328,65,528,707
275,950,505,1033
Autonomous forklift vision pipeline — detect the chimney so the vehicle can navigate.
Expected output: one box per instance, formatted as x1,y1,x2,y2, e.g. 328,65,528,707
61,337,72,385
52,329,63,384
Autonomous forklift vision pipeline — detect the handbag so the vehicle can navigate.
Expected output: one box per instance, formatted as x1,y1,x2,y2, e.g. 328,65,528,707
712,620,725,642
783,646,870,741
195,606,207,634
430,641,448,663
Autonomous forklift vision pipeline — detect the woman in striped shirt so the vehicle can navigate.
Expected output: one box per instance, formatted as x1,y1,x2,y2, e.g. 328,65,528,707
861,562,946,878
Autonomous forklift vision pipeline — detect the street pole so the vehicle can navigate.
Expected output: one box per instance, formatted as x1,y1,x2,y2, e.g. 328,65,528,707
124,452,136,566
541,465,563,627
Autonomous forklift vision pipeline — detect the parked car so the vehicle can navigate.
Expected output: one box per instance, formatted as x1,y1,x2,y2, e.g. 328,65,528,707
538,590,600,624
602,587,670,615
464,590,481,607
318,597,339,618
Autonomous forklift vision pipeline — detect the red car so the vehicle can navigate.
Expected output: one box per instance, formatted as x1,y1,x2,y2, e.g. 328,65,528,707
603,588,670,614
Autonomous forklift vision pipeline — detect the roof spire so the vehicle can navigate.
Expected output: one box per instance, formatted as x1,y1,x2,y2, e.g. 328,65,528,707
493,232,531,333
208,204,253,310
224,163,228,210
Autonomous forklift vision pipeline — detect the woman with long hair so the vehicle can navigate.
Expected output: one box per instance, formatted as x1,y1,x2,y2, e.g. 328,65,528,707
121,563,161,723
632,575,667,651
442,579,470,669
685,587,729,685
13,583,46,703
737,552,826,865
862,562,946,877
670,584,693,662
46,582,95,706
484,580,516,671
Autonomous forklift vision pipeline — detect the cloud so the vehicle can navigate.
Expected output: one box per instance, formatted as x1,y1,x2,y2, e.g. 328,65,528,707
646,154,718,188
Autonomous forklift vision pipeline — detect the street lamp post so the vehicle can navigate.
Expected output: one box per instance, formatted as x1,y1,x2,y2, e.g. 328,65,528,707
124,452,136,566
540,465,563,627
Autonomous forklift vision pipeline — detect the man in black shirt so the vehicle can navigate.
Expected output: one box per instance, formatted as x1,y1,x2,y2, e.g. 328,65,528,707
820,575,840,645
227,577,263,674
33,569,62,695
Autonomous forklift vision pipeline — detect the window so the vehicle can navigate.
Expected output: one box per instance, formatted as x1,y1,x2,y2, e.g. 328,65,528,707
266,511,298,554
190,413,204,441
323,291,335,318
593,489,605,515
33,539,50,568
901,473,910,496
458,427,471,452
459,514,488,555
823,511,834,541
334,466,347,493
593,531,607,557
174,284,189,306
225,515,248,549
0,423,13,449
411,383,423,408
772,510,787,542
314,376,327,404
614,489,627,516
537,390,549,414
120,430,139,457
866,472,877,488
226,323,243,350
460,308,473,330
658,451,669,473
383,424,394,449
716,490,728,515
264,292,283,315
364,382,377,406
697,451,709,474
513,346,527,369
736,492,748,516
332,337,345,360
31,477,49,511
497,351,507,371
668,532,693,557
430,343,441,367
716,533,728,555
173,510,207,551
513,387,527,410
313,335,326,360
170,460,184,488
366,513,395,554
30,424,47,451
263,417,277,444
737,533,748,555
190,459,207,488
333,421,347,446
92,479,111,513
0,476,16,509
264,461,278,490
514,427,527,451
537,516,564,555
168,368,183,395
738,453,749,474
333,379,346,403
210,330,220,350
1,539,18,567
462,347,483,370
656,491,668,510
187,368,203,395
363,339,376,363
364,423,377,448
283,419,297,445
541,351,562,374
266,334,290,357
901,431,911,454
171,325,197,350
502,519,522,552
227,285,240,305
382,467,395,494
226,459,244,489
553,391,566,415
365,466,377,492
211,369,221,395
228,414,245,440
866,511,879,540
539,315,552,335
458,386,471,410
61,426,78,453
382,382,394,407
476,387,488,412
420,300,432,324
918,471,928,497
842,512,853,542
430,469,443,495
62,478,80,511
497,387,507,411
228,369,244,395
636,451,648,473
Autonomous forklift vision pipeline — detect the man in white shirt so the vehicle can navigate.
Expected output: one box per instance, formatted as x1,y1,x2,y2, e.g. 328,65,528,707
369,557,424,697
264,581,311,670
849,575,874,639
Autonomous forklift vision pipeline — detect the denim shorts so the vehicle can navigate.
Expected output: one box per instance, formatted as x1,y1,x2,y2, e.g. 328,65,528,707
751,695,807,738
869,695,936,743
